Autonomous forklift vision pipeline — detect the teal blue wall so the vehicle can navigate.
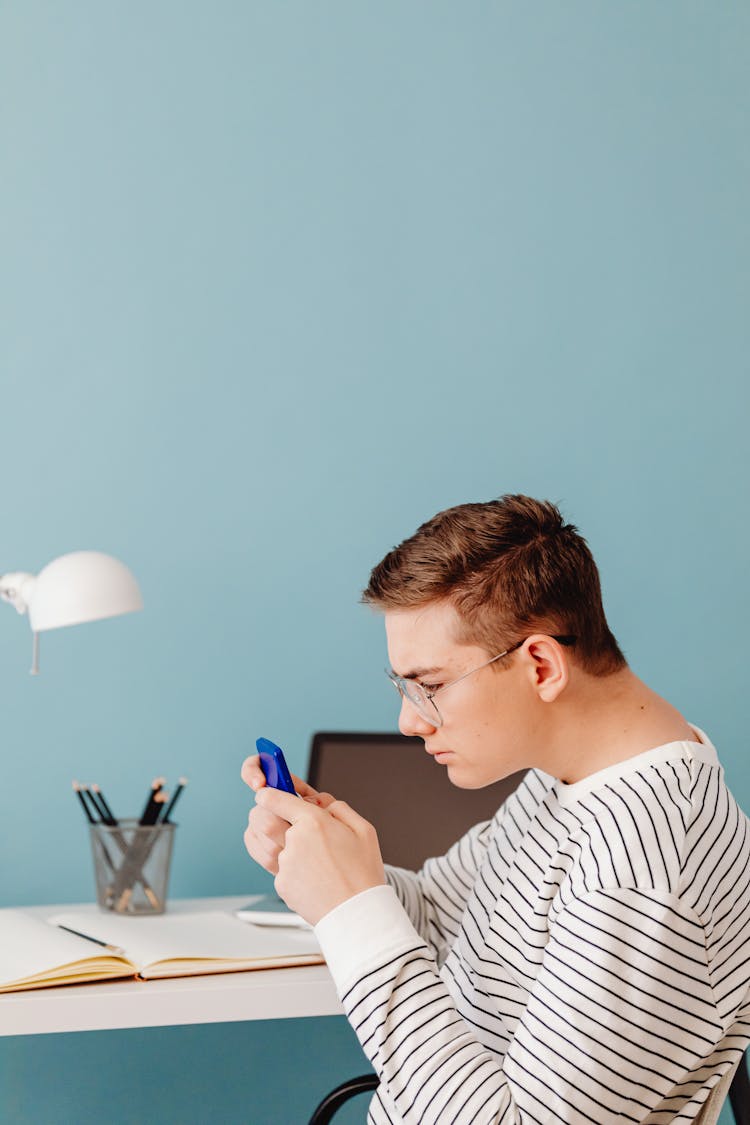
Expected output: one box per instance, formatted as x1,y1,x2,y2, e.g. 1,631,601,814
1,2,747,1122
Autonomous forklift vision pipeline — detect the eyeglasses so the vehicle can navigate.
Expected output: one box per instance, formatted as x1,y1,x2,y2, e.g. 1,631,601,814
386,635,576,728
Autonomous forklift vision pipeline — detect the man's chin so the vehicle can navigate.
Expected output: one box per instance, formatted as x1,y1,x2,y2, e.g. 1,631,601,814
446,762,515,790
446,763,487,790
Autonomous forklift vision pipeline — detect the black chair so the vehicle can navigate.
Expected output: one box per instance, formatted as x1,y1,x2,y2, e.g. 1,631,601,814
731,1055,750,1125
304,731,750,1124
308,1074,380,1125
305,731,524,872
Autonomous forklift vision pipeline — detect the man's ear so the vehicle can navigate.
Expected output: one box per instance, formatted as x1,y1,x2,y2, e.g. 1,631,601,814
522,635,569,702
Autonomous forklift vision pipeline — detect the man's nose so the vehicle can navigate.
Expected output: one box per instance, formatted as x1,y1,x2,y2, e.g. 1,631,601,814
398,695,438,738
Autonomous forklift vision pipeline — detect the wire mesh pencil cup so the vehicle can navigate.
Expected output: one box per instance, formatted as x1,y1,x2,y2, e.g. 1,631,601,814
89,819,175,914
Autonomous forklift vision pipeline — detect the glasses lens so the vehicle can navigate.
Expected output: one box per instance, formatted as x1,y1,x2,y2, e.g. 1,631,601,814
385,670,442,727
403,682,442,728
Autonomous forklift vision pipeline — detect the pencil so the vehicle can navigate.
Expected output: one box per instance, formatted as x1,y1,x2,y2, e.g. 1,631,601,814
92,784,118,825
72,781,97,824
139,777,164,826
161,777,188,823
81,785,105,824
113,792,169,909
76,784,121,902
87,787,111,825
143,789,168,826
55,923,125,957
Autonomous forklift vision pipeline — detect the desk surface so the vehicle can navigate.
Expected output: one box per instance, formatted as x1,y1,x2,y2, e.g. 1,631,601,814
0,896,342,1037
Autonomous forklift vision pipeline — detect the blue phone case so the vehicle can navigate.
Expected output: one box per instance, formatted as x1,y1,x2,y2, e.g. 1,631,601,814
256,738,297,795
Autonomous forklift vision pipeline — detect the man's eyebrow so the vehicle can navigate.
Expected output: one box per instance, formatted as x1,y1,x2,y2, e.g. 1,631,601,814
393,666,444,681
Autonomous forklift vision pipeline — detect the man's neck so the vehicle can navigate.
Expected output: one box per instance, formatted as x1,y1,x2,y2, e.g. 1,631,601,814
545,667,698,785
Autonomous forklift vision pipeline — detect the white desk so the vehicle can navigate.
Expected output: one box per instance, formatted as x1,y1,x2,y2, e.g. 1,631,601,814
0,895,343,1037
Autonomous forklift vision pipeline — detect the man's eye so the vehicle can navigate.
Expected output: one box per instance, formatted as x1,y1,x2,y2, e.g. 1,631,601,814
419,682,442,694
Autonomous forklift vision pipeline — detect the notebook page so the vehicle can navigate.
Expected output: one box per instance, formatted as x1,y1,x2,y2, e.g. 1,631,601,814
50,910,321,971
0,911,129,986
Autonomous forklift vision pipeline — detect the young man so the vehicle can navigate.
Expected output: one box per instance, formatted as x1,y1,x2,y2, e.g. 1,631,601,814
242,494,750,1123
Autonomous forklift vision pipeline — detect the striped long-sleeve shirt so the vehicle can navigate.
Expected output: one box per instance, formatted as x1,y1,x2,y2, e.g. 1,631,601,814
314,728,750,1122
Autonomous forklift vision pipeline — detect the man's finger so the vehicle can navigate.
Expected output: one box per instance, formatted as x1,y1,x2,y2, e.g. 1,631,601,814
291,774,320,800
255,786,317,824
249,804,288,839
326,799,373,834
241,755,267,791
242,757,320,800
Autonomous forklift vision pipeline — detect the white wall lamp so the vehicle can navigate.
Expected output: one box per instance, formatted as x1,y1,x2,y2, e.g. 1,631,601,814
0,551,143,674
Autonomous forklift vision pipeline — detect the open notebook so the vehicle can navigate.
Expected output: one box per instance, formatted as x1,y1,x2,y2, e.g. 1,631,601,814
0,909,323,993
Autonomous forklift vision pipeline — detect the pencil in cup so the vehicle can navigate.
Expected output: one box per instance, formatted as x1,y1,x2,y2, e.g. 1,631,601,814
73,783,119,901
88,785,156,906
77,783,160,909
107,778,187,912
101,776,164,909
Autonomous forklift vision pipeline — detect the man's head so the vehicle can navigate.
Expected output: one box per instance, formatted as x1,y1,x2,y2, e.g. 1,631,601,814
364,494,624,675
363,495,626,786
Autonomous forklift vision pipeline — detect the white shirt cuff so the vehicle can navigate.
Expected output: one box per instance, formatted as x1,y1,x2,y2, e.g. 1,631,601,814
314,884,426,993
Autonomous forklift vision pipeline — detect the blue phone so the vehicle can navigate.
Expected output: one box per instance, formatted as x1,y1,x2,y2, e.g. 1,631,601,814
256,737,297,795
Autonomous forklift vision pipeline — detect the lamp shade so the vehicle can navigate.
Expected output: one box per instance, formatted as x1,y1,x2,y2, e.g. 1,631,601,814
27,551,144,632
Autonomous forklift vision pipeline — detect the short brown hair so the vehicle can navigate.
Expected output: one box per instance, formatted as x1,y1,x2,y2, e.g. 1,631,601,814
362,494,626,676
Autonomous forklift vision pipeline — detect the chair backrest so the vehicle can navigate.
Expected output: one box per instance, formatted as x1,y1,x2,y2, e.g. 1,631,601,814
306,731,526,871
692,1058,741,1125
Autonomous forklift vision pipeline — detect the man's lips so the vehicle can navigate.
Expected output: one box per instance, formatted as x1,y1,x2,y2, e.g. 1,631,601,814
426,746,453,758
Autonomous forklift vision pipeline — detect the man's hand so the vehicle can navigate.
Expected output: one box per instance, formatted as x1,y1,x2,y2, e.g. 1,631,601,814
241,754,334,875
253,787,387,926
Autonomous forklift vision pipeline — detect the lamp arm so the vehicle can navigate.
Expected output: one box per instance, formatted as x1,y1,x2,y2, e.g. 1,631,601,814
0,572,37,616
